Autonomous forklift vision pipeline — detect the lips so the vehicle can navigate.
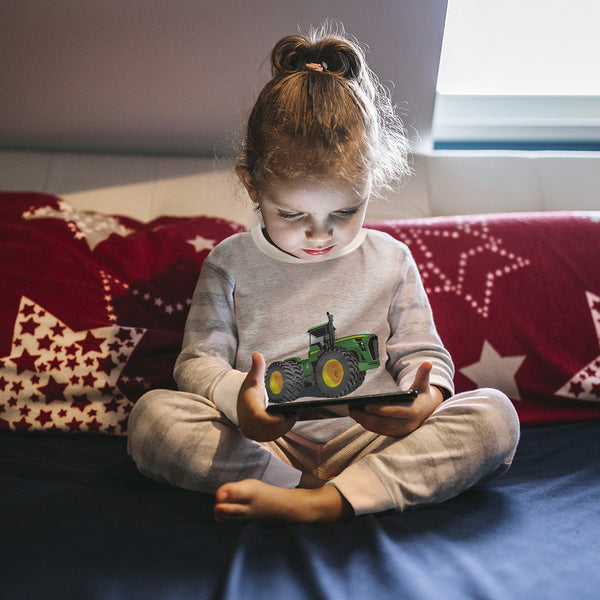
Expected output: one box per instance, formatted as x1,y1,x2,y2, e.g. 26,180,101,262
303,246,335,256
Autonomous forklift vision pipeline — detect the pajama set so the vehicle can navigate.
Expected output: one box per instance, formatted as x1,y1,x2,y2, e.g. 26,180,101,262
127,226,520,515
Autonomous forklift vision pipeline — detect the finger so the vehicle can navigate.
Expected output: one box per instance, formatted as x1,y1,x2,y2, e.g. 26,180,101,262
268,416,298,436
243,416,298,442
245,352,266,387
362,403,414,417
258,408,295,426
411,361,432,393
350,410,413,437
245,401,297,429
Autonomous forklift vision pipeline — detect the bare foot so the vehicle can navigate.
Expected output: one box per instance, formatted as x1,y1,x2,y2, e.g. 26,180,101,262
214,479,353,524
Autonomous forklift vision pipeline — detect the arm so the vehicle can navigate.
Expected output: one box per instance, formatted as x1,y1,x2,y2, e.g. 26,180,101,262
386,249,454,396
173,259,248,424
351,250,454,436
174,259,296,439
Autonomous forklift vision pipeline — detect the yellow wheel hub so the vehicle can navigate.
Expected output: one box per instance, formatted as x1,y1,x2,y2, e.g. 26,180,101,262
322,359,344,388
269,371,284,395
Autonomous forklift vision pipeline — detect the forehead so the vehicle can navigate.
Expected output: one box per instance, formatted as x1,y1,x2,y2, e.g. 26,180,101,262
263,180,366,211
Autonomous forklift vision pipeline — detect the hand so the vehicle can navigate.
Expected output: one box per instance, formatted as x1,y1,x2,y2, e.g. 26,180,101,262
237,352,297,442
350,361,444,437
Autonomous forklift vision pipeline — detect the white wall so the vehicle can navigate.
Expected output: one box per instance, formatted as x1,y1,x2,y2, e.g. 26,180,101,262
2,149,598,225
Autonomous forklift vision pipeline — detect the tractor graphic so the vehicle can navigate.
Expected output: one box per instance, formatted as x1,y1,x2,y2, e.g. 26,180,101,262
265,313,380,403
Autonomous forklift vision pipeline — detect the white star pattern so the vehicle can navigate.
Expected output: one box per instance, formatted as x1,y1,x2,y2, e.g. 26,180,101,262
460,340,526,400
555,291,600,401
130,287,192,316
23,201,132,250
391,218,531,318
0,296,147,433
100,270,130,323
187,234,215,253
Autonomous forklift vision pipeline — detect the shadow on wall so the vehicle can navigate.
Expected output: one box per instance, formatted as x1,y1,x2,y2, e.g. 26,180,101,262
0,150,433,223
1,149,599,224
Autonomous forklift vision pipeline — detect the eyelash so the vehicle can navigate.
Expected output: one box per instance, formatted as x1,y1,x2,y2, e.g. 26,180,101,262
278,208,359,221
278,212,303,221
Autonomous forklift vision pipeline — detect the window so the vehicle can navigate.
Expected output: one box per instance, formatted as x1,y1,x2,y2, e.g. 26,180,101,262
432,0,600,150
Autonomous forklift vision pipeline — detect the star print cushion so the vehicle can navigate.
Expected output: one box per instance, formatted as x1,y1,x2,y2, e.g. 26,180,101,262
0,191,246,434
369,213,600,424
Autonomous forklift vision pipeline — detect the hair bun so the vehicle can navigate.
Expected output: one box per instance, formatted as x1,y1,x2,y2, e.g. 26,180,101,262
271,35,311,75
271,32,364,81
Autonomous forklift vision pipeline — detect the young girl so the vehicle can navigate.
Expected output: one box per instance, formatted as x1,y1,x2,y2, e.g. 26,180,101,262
127,26,520,524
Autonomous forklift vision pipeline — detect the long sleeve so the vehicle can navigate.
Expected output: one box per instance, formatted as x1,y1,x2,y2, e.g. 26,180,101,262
385,249,455,396
173,258,247,424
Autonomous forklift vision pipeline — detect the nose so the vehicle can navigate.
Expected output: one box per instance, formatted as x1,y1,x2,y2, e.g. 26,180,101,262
305,219,333,243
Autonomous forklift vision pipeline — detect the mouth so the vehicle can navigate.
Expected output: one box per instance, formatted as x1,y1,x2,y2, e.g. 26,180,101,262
302,246,335,257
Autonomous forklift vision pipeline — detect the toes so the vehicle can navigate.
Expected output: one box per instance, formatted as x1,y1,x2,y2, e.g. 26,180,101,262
214,502,248,523
215,480,252,504
215,484,232,504
214,480,257,523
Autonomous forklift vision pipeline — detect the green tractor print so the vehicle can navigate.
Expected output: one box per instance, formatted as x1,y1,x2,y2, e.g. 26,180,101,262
265,313,380,403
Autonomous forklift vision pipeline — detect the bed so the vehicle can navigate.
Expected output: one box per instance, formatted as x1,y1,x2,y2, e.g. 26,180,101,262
1,151,600,599
3,421,598,599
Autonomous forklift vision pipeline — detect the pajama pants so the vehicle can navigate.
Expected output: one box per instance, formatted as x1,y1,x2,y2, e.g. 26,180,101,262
127,388,520,516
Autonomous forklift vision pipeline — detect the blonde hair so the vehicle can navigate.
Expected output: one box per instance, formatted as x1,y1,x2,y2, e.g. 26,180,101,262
238,24,411,197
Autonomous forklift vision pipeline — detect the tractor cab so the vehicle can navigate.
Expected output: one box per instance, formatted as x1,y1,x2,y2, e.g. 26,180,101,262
308,312,336,356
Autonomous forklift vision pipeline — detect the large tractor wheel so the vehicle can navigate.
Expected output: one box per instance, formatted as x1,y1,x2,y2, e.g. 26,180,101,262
315,348,364,398
265,361,305,403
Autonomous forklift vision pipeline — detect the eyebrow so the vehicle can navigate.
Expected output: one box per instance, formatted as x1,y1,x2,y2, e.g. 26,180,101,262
276,199,365,215
334,200,365,212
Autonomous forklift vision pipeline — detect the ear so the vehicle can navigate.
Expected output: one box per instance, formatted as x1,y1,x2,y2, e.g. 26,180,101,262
236,166,259,203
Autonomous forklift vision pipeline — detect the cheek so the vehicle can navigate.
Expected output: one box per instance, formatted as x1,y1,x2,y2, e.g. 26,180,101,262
264,219,301,244
335,217,362,240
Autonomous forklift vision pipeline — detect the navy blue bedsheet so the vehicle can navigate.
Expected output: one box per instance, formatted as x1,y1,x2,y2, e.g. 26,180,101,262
1,422,599,600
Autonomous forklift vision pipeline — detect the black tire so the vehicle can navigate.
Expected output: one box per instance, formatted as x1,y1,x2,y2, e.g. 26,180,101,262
315,348,363,398
265,361,305,403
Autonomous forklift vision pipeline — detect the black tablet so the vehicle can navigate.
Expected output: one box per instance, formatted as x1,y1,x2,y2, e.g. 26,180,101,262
266,390,418,421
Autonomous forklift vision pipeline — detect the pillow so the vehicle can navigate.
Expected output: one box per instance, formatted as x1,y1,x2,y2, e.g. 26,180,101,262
3,192,598,431
368,213,600,424
0,191,246,434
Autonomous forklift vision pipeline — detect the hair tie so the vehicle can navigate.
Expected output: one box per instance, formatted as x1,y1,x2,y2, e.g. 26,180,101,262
305,62,327,72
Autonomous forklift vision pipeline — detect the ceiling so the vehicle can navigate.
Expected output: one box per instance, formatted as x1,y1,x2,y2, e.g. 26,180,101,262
0,0,447,156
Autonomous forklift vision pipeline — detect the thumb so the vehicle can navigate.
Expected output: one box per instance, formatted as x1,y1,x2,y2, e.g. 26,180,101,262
412,361,432,393
246,352,266,387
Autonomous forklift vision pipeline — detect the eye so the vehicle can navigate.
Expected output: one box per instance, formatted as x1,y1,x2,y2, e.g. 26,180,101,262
278,211,304,221
332,207,360,219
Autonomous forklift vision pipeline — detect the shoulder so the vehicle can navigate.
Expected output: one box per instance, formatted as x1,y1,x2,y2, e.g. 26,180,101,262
196,231,257,287
362,227,412,258
357,228,420,283
205,230,255,264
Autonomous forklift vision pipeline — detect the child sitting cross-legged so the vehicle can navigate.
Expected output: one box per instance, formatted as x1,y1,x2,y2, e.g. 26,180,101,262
127,24,520,524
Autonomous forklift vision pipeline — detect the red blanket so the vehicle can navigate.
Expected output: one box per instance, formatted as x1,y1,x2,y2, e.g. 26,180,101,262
370,214,600,423
0,193,244,433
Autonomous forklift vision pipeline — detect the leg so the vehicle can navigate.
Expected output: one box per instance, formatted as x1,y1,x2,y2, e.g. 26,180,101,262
128,390,350,523
215,389,519,523
127,389,302,493
330,388,520,515
212,435,353,524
